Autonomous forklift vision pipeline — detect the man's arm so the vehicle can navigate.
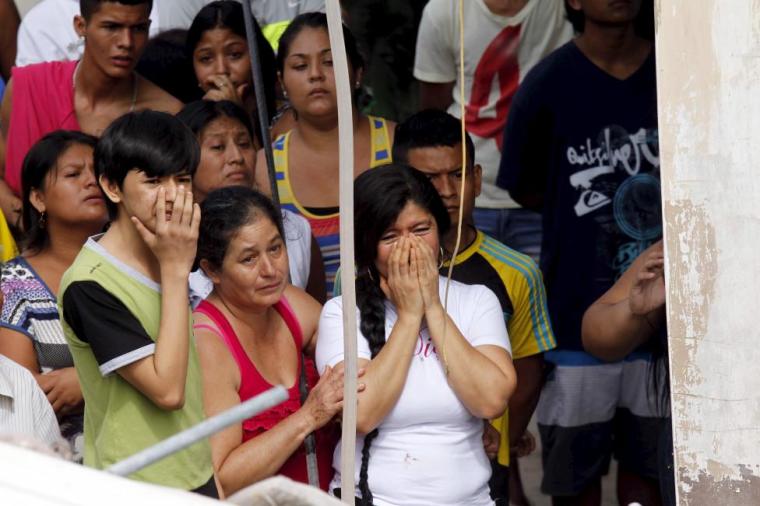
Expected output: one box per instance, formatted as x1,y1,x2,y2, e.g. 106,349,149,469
121,186,201,408
0,0,20,82
582,241,665,361
413,1,456,112
504,256,555,446
418,81,455,111
507,354,543,448
496,111,545,211
496,81,550,212
140,77,184,114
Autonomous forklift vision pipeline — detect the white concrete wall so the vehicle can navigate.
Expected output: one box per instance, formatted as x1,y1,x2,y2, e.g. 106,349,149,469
656,0,760,503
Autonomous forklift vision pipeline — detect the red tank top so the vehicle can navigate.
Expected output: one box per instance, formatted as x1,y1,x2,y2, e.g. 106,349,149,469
194,297,336,490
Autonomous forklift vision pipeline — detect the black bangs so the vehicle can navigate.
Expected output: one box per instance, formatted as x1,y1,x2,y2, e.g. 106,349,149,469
95,110,200,217
353,164,450,270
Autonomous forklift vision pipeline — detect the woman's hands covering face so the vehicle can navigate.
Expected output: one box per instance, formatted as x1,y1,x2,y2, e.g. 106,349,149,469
379,235,441,319
410,235,441,312
380,236,424,319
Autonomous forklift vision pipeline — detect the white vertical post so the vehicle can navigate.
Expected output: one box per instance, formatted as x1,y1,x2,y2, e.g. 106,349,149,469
325,1,359,502
657,1,760,503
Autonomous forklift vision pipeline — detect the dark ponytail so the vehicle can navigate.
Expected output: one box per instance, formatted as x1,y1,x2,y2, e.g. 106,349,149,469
352,164,449,504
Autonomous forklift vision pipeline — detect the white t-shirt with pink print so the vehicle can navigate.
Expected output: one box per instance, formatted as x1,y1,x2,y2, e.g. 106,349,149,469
316,277,511,506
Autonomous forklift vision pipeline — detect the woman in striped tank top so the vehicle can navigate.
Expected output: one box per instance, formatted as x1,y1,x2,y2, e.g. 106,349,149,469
256,13,394,298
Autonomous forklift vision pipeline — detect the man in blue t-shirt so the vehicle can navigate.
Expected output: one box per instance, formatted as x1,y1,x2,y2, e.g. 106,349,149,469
497,0,666,505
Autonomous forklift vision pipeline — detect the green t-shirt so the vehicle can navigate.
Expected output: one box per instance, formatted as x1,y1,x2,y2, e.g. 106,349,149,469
59,237,212,489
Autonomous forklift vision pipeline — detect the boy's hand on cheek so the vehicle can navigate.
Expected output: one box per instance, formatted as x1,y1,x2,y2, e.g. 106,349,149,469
131,186,201,277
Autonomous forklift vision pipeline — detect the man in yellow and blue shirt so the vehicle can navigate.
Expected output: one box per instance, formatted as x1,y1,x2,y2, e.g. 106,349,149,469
394,109,555,504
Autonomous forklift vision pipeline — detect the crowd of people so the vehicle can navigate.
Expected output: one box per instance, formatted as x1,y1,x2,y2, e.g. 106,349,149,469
0,0,670,505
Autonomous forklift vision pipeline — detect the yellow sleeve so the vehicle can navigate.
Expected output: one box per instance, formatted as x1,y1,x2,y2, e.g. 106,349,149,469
0,210,18,262
490,411,511,467
261,21,292,52
500,258,556,359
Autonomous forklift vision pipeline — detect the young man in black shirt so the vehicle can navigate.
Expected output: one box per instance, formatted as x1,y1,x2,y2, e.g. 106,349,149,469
497,0,665,505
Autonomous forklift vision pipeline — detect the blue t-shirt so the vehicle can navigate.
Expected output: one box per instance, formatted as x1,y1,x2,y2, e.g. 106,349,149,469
497,41,660,351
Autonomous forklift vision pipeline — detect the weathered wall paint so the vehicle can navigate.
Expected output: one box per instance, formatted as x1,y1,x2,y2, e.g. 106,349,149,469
657,1,760,503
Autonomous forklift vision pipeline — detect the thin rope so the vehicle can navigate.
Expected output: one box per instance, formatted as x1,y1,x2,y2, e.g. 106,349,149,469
441,0,468,377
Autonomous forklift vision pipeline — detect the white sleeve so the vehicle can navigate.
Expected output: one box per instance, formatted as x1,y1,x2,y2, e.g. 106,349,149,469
15,17,52,67
301,0,326,13
282,209,311,289
462,285,511,355
413,0,457,84
188,269,213,309
315,297,371,374
15,4,81,67
154,0,211,31
31,381,64,448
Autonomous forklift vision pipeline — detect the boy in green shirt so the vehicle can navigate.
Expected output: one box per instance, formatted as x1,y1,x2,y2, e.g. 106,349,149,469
59,110,215,496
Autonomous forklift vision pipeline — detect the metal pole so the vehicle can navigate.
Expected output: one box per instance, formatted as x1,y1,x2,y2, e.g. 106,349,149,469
324,2,359,503
240,0,281,210
240,3,318,487
107,386,288,477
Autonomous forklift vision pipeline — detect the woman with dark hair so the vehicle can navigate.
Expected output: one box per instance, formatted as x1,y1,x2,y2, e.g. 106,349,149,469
187,0,279,145
177,99,326,301
316,164,516,505
256,12,395,298
0,130,107,460
193,186,349,496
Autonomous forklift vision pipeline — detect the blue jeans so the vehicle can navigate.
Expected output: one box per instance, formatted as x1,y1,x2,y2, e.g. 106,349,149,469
473,207,542,262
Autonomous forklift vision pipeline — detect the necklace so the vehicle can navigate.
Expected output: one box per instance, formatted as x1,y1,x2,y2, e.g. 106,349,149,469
72,60,138,112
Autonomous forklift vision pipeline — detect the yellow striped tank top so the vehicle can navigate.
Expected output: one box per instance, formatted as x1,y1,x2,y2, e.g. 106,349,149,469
273,115,392,297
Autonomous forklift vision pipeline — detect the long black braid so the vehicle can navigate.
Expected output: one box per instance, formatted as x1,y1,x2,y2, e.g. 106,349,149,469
355,270,386,505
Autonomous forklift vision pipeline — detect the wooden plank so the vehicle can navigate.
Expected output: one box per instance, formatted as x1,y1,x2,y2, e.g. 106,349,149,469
324,1,359,502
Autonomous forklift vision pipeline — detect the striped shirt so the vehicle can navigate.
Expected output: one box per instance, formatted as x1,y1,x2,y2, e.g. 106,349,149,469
0,354,62,448
1,257,73,372
273,115,393,297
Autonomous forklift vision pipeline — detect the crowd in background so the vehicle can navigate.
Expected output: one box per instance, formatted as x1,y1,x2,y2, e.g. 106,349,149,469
0,1,669,505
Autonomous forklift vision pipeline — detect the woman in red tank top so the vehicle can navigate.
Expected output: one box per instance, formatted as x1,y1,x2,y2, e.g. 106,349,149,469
192,186,353,497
